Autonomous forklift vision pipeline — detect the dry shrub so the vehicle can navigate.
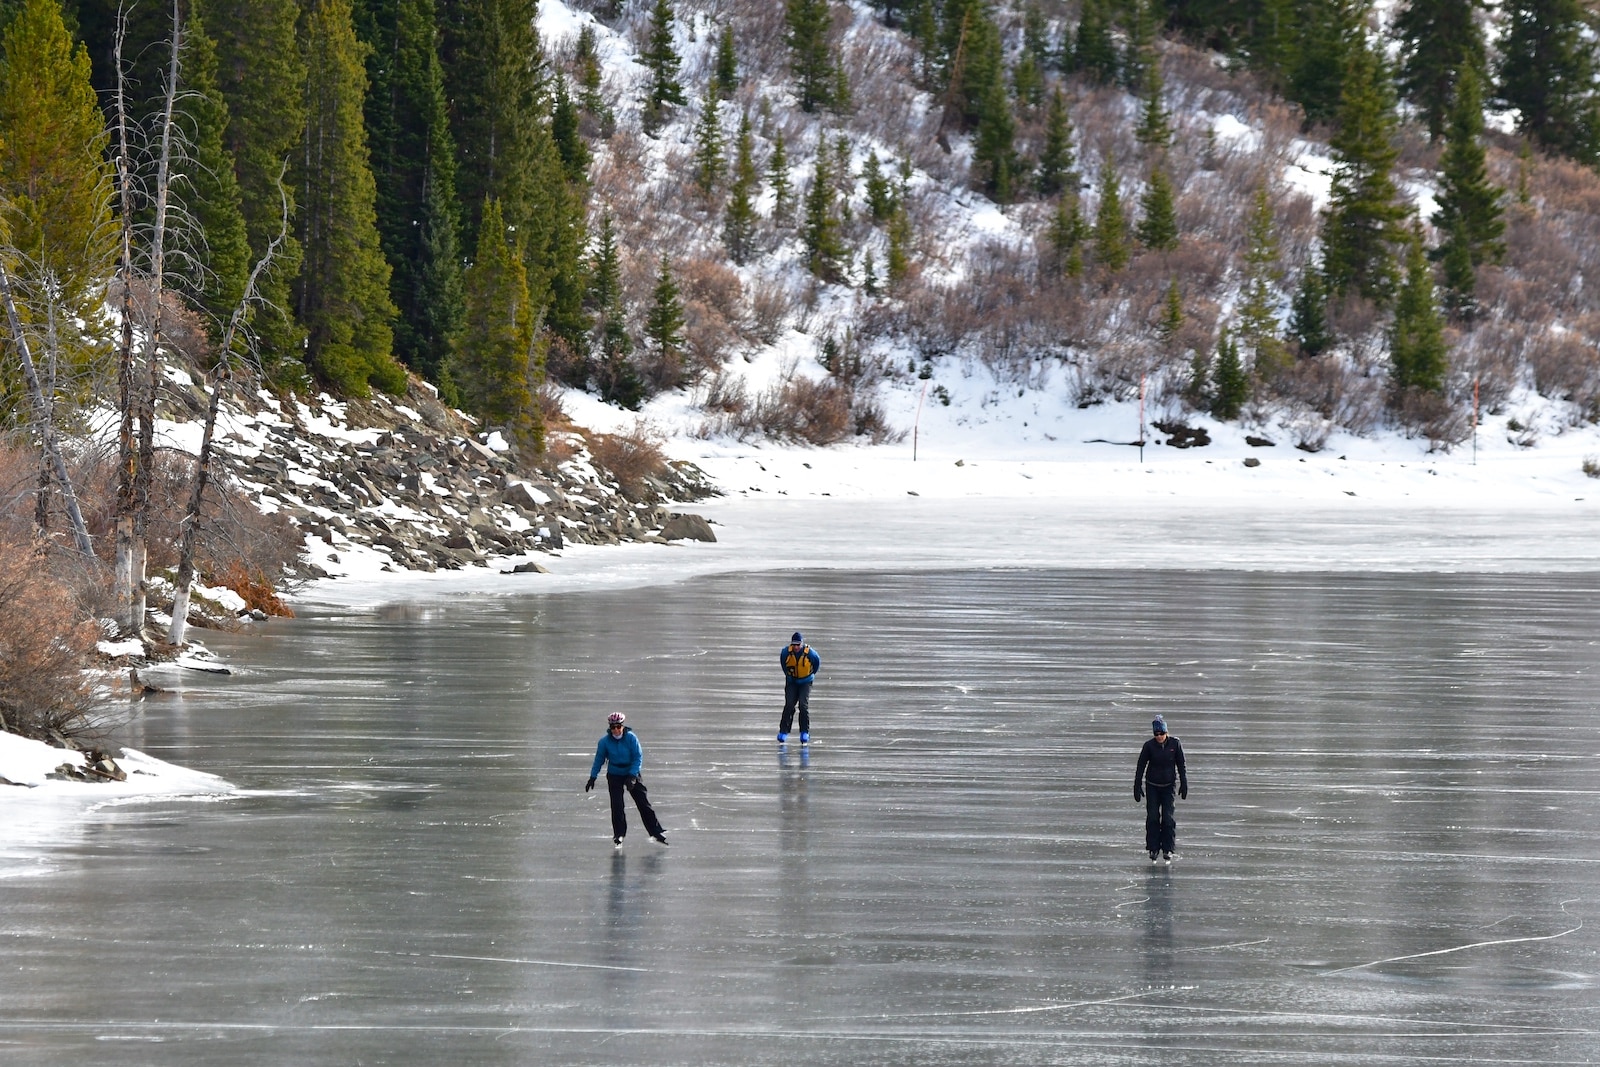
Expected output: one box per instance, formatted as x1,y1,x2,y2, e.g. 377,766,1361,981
741,376,853,444
1451,319,1524,415
589,421,669,500
1272,355,1385,433
212,560,293,618
680,257,746,375
1526,331,1600,410
1394,387,1472,449
747,277,794,344
0,532,101,741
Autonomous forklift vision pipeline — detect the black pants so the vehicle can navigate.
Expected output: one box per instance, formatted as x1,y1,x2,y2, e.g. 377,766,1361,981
779,678,812,735
607,775,664,839
1144,783,1177,853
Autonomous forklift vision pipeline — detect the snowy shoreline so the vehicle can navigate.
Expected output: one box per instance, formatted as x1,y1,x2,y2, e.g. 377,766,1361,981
11,385,1600,797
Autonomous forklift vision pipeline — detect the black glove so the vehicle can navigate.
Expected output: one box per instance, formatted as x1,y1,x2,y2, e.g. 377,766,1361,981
585,777,595,792
1134,786,1143,803
1179,784,1187,800
625,776,640,788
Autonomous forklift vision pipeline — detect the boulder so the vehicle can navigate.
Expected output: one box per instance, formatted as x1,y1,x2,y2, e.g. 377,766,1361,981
659,512,717,542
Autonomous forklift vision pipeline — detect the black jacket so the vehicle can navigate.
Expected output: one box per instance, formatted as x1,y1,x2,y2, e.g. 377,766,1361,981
1136,735,1188,790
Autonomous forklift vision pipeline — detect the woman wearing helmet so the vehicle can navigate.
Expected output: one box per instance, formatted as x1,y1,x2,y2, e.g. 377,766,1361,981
586,712,668,846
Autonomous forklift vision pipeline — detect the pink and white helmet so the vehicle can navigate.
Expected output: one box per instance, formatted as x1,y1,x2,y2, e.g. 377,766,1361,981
607,712,626,727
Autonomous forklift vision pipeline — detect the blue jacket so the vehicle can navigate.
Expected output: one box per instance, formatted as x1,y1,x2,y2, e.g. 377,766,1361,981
591,727,643,778
781,643,820,684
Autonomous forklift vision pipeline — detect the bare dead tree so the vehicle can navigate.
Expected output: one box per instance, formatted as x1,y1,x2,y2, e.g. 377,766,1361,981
0,259,94,559
129,0,184,635
112,1,140,632
168,189,287,645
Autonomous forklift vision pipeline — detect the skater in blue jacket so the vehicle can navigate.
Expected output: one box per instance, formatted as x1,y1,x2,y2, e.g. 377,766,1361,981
777,632,820,744
1135,716,1188,864
586,712,667,846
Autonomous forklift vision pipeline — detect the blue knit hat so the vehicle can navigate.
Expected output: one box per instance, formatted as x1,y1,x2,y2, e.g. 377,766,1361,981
1152,717,1168,734
791,632,804,643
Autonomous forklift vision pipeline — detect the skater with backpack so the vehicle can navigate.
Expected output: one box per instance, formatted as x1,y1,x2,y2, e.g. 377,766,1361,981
777,632,820,744
1135,716,1188,864
586,712,668,847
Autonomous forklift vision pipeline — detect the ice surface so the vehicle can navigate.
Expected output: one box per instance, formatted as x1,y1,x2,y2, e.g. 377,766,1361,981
3,569,1597,1064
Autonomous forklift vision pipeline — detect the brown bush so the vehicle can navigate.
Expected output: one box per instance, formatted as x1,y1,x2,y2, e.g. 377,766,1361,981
737,376,853,444
589,421,670,500
0,532,102,741
212,560,293,618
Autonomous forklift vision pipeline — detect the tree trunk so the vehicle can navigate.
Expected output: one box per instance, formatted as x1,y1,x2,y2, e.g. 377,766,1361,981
131,1,184,635
0,261,93,559
112,6,140,633
168,193,286,646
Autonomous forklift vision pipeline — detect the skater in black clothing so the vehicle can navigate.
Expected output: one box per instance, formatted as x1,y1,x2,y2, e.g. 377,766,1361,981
1135,716,1188,864
586,712,668,846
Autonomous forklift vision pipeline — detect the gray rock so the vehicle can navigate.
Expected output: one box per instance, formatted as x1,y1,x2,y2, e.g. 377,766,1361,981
659,512,717,542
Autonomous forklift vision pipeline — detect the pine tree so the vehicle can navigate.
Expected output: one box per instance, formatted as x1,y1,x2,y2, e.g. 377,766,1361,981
181,9,252,334
1437,216,1477,318
1210,325,1249,419
863,151,897,221
786,0,836,113
197,0,308,371
1121,0,1159,89
1288,0,1358,125
712,24,739,99
1432,67,1504,311
354,0,465,387
1238,183,1288,376
1092,163,1130,272
0,0,115,406
692,85,724,194
1498,0,1600,163
973,61,1018,202
297,0,404,395
886,202,913,285
551,75,590,185
1013,50,1044,109
1289,268,1332,356
1389,226,1449,395
723,111,759,263
1046,194,1088,278
1243,0,1298,91
1023,1,1052,69
906,0,939,84
802,153,845,282
1036,87,1076,197
1185,341,1211,408
1072,0,1118,83
1394,0,1486,141
587,212,631,399
1156,277,1184,346
641,253,685,393
768,131,793,225
1320,39,1407,304
641,0,686,114
521,121,590,364
1134,62,1173,152
455,197,540,444
1135,165,1179,252
576,24,605,110
440,0,543,250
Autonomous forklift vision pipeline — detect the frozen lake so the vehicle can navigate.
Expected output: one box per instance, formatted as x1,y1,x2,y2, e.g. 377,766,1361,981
5,568,1600,1064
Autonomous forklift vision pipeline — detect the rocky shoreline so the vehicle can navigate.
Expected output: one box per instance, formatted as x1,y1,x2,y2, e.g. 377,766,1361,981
205,378,721,581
